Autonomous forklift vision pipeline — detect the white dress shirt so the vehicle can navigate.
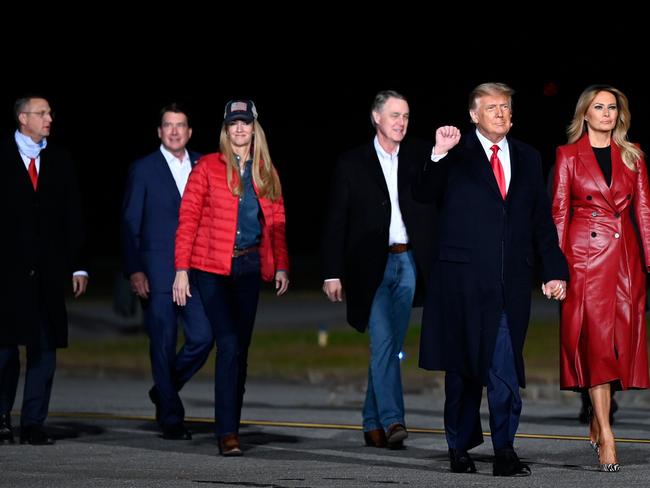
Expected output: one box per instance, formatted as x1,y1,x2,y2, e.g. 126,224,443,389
373,136,409,245
160,144,192,196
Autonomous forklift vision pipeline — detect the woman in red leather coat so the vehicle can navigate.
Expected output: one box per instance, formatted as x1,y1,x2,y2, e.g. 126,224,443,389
551,85,650,471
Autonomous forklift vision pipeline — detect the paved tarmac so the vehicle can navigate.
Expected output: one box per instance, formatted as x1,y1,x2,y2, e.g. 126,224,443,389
3,293,650,486
3,371,650,487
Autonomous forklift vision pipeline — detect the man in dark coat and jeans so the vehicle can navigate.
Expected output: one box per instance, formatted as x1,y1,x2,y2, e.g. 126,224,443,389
322,90,436,449
0,95,88,445
416,83,568,476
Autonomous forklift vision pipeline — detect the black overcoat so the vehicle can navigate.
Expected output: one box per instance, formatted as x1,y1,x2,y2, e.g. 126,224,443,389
0,138,86,347
416,131,568,386
322,139,436,332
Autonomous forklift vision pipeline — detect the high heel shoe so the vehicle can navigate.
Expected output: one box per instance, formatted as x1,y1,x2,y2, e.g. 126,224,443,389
218,433,243,457
587,406,600,458
597,437,620,472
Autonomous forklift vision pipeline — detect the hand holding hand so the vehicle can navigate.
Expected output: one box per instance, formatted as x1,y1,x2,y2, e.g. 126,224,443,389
542,279,567,301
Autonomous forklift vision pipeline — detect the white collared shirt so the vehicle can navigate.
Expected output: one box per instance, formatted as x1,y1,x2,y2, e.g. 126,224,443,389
160,145,192,196
474,129,511,191
373,136,409,245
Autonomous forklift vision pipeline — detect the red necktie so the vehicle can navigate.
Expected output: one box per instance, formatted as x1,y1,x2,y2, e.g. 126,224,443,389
490,145,506,199
28,158,38,190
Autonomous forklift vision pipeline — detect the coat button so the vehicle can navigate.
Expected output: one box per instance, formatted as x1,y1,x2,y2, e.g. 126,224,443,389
586,195,593,200
614,212,621,218
29,269,36,276
591,211,598,217
614,233,620,239
591,232,597,237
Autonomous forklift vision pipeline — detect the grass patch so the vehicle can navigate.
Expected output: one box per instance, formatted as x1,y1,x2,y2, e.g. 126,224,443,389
59,318,643,389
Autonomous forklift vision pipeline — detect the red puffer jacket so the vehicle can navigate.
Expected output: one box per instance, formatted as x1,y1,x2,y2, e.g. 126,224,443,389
175,153,289,281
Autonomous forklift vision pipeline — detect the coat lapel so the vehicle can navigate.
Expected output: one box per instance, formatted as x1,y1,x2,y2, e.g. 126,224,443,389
364,143,389,198
154,150,182,205
15,146,38,193
466,132,503,201
576,135,617,210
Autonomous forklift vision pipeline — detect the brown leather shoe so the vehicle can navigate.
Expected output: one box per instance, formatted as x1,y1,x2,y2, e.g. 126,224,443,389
218,433,243,457
363,428,387,448
386,423,408,450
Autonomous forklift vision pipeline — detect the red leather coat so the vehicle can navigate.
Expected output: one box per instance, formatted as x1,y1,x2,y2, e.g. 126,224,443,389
175,153,289,281
552,134,650,390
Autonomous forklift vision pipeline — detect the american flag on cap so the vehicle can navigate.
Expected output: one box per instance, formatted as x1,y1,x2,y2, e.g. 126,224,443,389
231,101,248,112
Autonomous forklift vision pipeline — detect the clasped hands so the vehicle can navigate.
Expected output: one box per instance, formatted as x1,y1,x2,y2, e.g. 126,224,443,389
541,280,567,301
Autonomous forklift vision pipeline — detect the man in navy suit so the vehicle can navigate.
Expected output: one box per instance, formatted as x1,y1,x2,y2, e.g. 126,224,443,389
416,83,568,476
0,95,88,445
122,104,212,440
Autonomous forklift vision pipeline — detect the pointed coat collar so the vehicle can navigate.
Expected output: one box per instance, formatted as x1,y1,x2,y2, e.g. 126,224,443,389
465,131,518,202
576,134,618,210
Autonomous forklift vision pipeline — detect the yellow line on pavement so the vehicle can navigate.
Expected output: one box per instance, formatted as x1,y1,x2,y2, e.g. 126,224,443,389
47,411,650,445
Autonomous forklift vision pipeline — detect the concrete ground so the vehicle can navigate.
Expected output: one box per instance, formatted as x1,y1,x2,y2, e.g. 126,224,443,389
2,372,650,487
3,292,649,486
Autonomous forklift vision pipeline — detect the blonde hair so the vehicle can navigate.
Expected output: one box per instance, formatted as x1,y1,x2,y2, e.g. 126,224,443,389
567,85,643,171
219,119,282,201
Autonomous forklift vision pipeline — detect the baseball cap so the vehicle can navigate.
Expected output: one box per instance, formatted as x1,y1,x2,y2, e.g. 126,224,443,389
224,99,258,124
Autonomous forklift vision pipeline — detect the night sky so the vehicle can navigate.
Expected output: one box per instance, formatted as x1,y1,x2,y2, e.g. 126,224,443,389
3,29,646,289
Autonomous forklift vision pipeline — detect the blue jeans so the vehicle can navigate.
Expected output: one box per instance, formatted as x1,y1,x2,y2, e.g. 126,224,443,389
193,252,261,438
362,251,416,432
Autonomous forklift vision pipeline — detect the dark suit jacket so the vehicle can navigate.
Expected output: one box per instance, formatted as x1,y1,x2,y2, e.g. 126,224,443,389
0,138,86,347
417,131,568,386
121,148,200,293
321,139,437,332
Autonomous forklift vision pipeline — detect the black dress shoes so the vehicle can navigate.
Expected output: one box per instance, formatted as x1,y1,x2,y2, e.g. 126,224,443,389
148,386,161,423
449,448,477,473
20,425,55,445
0,413,14,444
161,423,192,440
493,448,531,477
363,428,387,448
385,423,407,450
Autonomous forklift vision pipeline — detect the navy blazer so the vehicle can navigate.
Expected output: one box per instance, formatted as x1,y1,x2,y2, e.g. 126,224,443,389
121,149,201,293
416,131,568,387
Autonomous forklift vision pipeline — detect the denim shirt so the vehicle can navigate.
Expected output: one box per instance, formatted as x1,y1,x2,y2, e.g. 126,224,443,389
235,157,262,250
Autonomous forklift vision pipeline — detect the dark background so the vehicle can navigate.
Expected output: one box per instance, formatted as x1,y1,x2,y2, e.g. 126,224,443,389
3,30,647,291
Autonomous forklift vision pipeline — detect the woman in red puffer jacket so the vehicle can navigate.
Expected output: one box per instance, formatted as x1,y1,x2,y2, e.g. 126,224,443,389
173,99,289,457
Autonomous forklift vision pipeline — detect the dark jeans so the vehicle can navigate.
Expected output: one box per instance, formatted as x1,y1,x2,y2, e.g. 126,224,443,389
194,252,261,437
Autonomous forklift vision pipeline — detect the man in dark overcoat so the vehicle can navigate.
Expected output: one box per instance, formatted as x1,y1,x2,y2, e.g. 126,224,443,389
0,95,87,445
322,90,436,449
417,83,568,476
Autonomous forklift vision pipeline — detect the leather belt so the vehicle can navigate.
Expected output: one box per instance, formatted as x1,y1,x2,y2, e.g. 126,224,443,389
232,246,259,258
388,243,410,254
